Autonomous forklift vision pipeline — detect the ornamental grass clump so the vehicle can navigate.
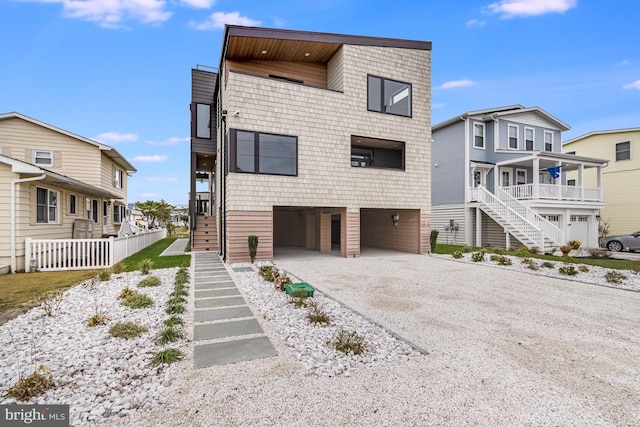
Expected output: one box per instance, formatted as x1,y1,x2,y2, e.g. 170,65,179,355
5,366,54,401
165,300,186,315
175,267,190,285
155,326,185,345
332,329,366,355
139,259,154,275
490,255,512,266
521,257,539,271
120,291,154,309
306,301,331,325
150,348,183,366
164,316,184,327
138,276,160,288
87,314,110,327
109,321,148,339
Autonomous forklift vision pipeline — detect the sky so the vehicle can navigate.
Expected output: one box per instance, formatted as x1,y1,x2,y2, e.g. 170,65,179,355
1,0,639,205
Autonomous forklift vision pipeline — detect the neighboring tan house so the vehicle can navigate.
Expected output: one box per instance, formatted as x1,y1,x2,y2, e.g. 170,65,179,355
432,105,608,251
0,112,136,272
190,25,432,262
563,128,639,236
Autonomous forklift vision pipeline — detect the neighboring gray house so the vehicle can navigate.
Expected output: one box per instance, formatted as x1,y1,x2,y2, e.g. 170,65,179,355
432,105,608,251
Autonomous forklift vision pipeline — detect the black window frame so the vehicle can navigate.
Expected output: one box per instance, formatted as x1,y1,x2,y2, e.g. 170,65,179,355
615,141,631,161
69,194,77,215
195,103,212,139
367,74,412,118
229,129,298,177
350,136,405,171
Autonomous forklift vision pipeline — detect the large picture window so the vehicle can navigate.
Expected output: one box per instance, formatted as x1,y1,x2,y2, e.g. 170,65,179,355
615,141,631,161
367,75,412,117
231,130,297,176
351,136,404,170
36,187,58,224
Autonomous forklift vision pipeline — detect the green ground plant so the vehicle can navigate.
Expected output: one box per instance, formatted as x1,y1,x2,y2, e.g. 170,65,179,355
165,301,186,315
109,321,148,339
87,314,110,327
452,251,463,259
98,270,111,281
306,300,331,325
558,265,578,276
4,365,54,401
138,276,160,288
139,259,154,275
164,316,184,327
605,271,627,284
332,329,366,355
471,251,485,262
120,292,154,309
155,326,185,345
151,348,183,366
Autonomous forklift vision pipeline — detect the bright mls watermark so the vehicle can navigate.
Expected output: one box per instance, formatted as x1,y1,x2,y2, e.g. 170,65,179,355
1,405,69,426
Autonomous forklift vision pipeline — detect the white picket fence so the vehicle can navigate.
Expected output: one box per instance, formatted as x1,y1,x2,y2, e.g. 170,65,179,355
25,229,167,272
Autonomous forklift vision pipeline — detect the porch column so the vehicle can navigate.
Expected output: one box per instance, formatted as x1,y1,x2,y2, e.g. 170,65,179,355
597,165,603,201
556,162,562,199
475,206,482,247
533,157,540,199
578,164,584,200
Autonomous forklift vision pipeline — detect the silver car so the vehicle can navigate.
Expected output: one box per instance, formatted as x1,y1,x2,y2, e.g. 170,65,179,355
600,231,640,252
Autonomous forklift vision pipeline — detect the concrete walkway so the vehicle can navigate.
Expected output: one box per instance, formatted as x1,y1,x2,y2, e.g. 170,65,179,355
192,252,277,369
160,238,189,256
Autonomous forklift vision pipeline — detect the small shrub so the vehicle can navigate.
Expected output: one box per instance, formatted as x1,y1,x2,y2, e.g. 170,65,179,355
155,326,185,345
248,235,259,263
110,262,124,275
259,265,276,282
139,259,154,275
605,270,627,284
98,270,111,281
529,246,539,254
588,247,609,259
627,260,640,275
306,301,331,325
109,321,148,339
151,348,183,366
121,292,154,309
430,229,439,253
333,329,366,355
452,251,463,259
5,366,54,401
541,261,555,269
471,251,485,262
514,247,530,258
138,276,160,288
462,246,473,253
164,316,184,327
578,265,590,273
35,289,64,316
494,255,512,266
558,265,578,276
170,288,189,298
118,287,136,300
273,272,292,292
165,301,186,315
87,314,110,327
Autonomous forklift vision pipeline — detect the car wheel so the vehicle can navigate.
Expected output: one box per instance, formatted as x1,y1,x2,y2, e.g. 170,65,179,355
607,241,623,252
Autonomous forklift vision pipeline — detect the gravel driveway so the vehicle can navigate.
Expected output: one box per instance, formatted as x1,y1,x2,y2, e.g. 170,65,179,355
115,249,640,426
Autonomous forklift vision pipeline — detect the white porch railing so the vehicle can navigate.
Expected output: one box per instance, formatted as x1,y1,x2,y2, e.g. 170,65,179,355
25,229,167,272
501,184,601,201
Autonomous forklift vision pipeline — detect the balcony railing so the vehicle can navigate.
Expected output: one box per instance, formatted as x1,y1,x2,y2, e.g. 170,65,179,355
499,184,601,202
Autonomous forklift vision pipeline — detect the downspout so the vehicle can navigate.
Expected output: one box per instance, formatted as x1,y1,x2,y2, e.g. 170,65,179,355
11,174,46,273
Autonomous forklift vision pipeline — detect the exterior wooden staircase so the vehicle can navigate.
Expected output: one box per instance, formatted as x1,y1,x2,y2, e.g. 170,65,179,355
475,186,563,253
192,215,219,252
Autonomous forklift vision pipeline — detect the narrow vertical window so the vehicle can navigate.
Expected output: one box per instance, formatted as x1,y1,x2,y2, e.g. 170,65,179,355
508,124,518,149
69,194,77,215
196,104,211,139
525,128,534,150
544,131,553,151
36,187,58,223
473,123,485,148
114,167,123,188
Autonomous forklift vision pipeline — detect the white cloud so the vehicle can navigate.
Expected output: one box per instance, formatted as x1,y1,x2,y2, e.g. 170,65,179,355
438,79,476,90
145,176,178,182
132,154,168,162
623,79,640,90
94,131,138,144
140,193,158,198
487,0,577,18
22,0,171,28
146,136,188,146
432,103,446,109
189,11,261,30
466,18,486,27
181,0,215,8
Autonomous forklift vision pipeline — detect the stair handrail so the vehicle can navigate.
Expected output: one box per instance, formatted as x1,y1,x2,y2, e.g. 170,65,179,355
496,187,563,246
476,186,545,249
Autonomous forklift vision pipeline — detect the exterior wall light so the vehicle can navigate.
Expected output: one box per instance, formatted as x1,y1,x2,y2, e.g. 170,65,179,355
391,212,400,227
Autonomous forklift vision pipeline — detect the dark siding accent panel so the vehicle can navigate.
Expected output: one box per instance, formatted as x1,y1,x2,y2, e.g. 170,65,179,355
192,69,217,104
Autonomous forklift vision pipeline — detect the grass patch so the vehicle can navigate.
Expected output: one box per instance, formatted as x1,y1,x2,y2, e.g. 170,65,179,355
109,321,148,339
155,326,185,345
164,316,184,327
138,276,160,288
120,292,154,309
4,366,55,401
0,270,99,322
118,238,191,272
150,348,183,366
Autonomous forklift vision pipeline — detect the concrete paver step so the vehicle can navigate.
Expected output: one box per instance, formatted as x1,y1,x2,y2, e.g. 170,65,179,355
194,318,264,341
194,307,254,323
194,296,246,309
195,288,241,298
193,337,277,369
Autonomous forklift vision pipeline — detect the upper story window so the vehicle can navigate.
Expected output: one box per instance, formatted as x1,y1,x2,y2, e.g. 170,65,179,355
196,104,211,139
114,167,123,188
508,124,519,149
230,129,297,176
473,123,485,149
351,136,404,170
367,75,412,117
525,127,534,150
615,141,631,161
544,131,553,151
36,187,58,224
34,150,53,166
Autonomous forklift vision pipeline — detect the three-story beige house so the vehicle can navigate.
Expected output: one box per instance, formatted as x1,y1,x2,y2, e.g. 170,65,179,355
190,26,432,262
0,112,136,272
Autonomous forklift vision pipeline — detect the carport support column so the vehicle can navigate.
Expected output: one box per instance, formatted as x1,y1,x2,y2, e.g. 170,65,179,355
319,213,332,253
342,208,360,258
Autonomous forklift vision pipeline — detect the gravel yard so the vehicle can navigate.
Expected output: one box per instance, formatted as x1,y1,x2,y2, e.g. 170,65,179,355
110,249,640,427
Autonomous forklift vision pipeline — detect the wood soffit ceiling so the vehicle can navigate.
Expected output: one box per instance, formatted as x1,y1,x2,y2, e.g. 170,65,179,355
226,36,342,63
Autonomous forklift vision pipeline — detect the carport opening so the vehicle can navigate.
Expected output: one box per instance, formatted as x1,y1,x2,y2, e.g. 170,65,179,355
273,206,344,258
360,208,422,254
